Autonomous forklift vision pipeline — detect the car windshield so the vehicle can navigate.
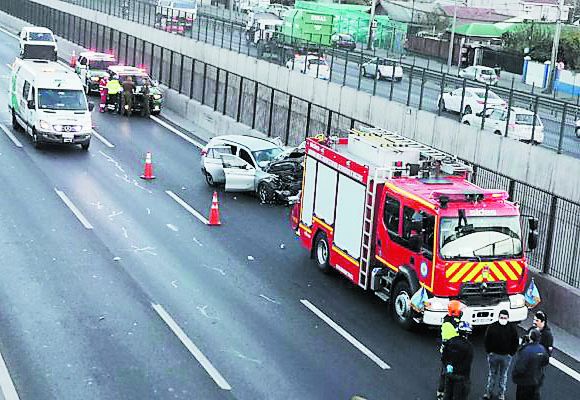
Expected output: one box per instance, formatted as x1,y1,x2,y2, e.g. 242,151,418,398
28,32,53,41
252,147,284,166
38,89,87,111
440,216,522,259
90,60,116,70
308,59,327,66
473,91,500,100
515,113,542,126
480,69,494,75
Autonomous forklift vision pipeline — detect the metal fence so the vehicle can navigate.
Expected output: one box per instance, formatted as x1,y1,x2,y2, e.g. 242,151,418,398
2,0,580,289
53,0,580,158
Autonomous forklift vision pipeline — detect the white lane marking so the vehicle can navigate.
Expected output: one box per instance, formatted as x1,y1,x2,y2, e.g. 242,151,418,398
0,124,23,148
151,303,232,390
0,348,20,400
54,189,94,230
5,63,12,70
550,357,580,382
300,299,391,370
0,26,18,40
166,223,179,232
92,129,115,148
150,115,203,149
165,190,209,225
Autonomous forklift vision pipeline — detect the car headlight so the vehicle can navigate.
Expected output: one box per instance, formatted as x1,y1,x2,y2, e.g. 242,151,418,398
509,294,525,309
153,94,162,100
424,297,449,312
39,120,51,130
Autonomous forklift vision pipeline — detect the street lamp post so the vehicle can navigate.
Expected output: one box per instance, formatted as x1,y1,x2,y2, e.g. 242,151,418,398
446,0,458,72
367,0,376,50
547,0,565,92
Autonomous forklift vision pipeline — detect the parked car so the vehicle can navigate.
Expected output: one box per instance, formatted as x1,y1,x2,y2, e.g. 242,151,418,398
75,51,117,94
106,65,163,115
459,65,499,85
438,87,506,115
331,33,356,51
286,54,330,80
360,57,403,81
461,107,544,144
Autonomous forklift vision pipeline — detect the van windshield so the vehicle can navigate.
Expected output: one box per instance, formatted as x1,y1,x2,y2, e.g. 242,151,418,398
90,60,116,71
38,89,87,111
28,32,54,42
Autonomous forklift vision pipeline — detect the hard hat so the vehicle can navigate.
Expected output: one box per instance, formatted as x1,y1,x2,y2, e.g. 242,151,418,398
457,321,472,334
447,300,462,317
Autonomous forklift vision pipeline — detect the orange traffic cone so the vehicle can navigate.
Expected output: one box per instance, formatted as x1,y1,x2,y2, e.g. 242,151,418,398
140,152,156,180
70,50,76,68
208,191,221,226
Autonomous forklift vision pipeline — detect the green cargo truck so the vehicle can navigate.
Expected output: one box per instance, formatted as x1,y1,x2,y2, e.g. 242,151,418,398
280,9,335,46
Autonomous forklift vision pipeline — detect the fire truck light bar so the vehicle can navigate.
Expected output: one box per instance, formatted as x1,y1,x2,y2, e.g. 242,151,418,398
432,190,509,203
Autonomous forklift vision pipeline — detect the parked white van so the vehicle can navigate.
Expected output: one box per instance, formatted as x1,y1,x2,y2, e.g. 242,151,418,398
19,27,57,61
9,59,94,150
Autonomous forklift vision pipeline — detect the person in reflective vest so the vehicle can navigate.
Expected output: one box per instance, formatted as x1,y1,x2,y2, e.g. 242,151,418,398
106,75,122,113
98,76,109,113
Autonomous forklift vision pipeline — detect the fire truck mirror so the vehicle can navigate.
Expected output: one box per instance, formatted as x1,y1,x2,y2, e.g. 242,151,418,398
528,217,539,251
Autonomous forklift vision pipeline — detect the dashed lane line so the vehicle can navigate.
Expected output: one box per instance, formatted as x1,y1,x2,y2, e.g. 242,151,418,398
0,124,23,148
54,188,94,230
300,299,391,370
150,115,203,149
151,303,232,390
0,348,20,400
165,190,209,225
92,129,115,148
550,357,580,383
0,26,18,40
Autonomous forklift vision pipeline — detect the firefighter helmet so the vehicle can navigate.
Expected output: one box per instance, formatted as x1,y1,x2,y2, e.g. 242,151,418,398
447,300,462,317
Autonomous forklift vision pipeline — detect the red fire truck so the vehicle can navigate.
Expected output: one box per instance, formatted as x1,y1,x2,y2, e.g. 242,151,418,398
294,127,539,329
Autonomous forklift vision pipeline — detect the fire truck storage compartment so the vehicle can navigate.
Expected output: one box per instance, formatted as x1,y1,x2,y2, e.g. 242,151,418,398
334,174,366,260
301,156,317,226
313,162,338,226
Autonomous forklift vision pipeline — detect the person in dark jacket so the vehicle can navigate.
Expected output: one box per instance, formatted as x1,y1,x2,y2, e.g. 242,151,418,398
442,321,474,400
437,300,462,400
140,78,151,118
483,309,519,400
531,310,554,356
121,76,136,117
512,328,549,400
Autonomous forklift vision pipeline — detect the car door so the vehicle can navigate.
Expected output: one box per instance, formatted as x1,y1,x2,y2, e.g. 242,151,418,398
221,154,256,191
447,88,463,112
486,109,505,133
203,144,233,183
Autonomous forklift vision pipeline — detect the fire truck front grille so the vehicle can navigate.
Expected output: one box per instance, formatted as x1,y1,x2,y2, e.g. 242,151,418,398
459,282,507,306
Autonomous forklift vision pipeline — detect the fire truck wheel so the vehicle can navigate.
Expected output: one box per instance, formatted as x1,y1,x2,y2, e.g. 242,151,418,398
391,280,416,330
314,232,332,274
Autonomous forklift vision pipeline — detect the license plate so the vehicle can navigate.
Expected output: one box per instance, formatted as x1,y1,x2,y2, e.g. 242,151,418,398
63,138,73,143
154,106,160,111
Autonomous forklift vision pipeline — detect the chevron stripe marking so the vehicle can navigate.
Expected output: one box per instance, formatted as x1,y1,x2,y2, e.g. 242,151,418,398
450,262,474,283
499,261,518,280
489,263,507,281
510,261,523,275
446,262,462,278
463,264,483,282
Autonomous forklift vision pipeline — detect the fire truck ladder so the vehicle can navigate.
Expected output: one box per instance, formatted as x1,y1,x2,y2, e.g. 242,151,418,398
352,127,471,177
359,167,389,290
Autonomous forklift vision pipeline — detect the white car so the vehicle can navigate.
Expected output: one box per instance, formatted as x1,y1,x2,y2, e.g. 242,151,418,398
286,54,330,80
360,57,403,81
438,87,506,115
19,27,57,61
200,135,284,188
459,65,499,86
461,107,544,144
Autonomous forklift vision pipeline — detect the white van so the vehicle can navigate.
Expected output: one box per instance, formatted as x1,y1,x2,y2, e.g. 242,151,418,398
19,27,57,61
9,59,94,150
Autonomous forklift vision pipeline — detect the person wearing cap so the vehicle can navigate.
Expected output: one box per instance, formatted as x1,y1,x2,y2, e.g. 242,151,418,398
530,311,554,356
441,321,474,400
483,310,519,400
437,300,462,399
512,328,549,400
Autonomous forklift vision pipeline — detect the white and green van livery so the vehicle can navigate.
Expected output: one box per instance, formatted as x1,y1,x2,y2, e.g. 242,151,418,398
9,59,94,150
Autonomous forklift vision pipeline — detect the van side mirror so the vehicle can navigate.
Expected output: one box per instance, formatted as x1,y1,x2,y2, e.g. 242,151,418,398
27,99,35,109
527,217,539,250
88,102,95,112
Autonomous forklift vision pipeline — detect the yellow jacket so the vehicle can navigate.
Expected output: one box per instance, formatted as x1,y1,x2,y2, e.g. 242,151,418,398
106,79,122,95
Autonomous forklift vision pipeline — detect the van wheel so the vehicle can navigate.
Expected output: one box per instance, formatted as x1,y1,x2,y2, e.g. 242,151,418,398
390,280,417,330
313,232,332,274
32,131,41,149
11,110,21,131
494,130,502,135
81,142,90,151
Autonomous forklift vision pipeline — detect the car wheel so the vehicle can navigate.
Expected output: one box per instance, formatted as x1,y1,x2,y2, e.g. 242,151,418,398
390,280,418,331
257,182,273,204
205,171,216,187
32,131,41,149
81,142,90,151
11,110,21,131
377,71,382,80
494,130,502,135
576,127,580,138
362,67,367,77
464,105,472,115
463,121,470,126
438,99,446,112
313,232,332,274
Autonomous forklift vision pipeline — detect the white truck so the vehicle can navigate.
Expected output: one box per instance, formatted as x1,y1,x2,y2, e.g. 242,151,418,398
18,26,57,61
9,59,94,150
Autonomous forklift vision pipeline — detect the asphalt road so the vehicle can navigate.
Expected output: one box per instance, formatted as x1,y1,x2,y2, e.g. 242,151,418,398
0,28,578,399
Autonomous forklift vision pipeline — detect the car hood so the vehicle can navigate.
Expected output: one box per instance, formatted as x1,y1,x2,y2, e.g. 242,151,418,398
88,69,109,78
